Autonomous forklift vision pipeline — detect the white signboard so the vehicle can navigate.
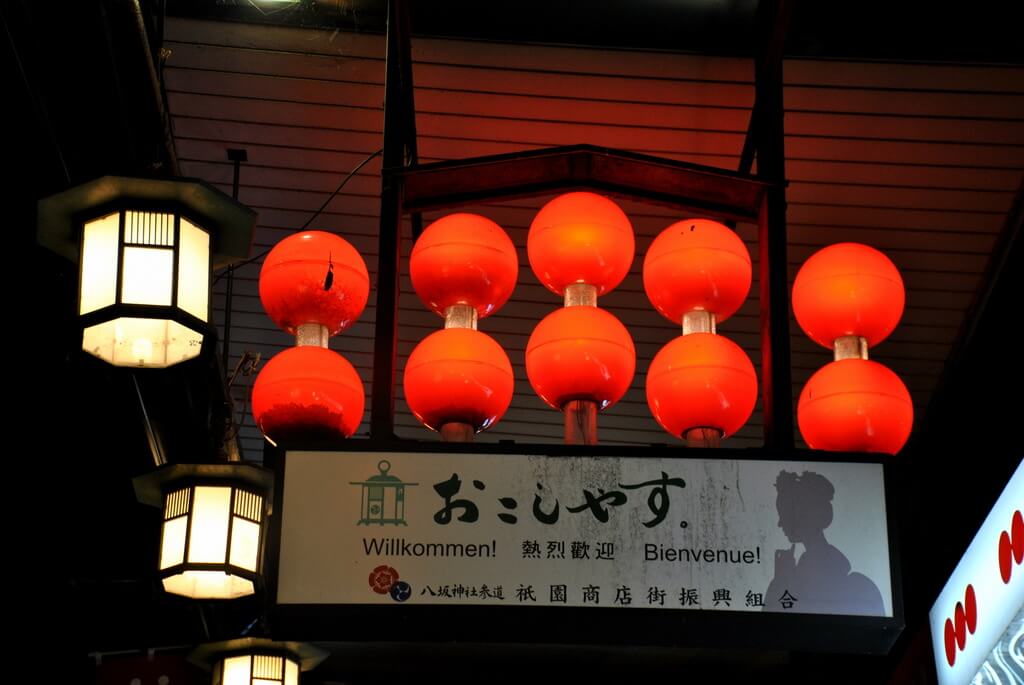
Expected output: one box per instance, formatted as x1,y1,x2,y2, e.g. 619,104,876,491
278,451,893,617
930,459,1024,685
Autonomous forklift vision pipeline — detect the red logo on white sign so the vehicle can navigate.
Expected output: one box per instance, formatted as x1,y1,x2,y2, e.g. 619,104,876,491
942,584,977,667
997,509,1023,584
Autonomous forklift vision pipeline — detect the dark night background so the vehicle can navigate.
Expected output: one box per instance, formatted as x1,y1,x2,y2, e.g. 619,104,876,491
8,1,1022,682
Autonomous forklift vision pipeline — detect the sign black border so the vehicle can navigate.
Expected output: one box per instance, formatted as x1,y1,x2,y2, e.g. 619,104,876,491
264,441,904,655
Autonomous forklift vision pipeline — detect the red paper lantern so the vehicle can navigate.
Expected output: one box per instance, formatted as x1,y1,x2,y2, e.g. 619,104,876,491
259,231,370,336
527,191,635,296
798,358,913,455
526,306,635,410
403,328,514,432
792,242,905,349
252,346,365,442
643,218,752,324
646,333,757,438
410,213,519,318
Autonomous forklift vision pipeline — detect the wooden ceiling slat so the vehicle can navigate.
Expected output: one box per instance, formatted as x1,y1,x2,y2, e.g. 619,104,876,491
166,43,383,86
183,158,1015,213
170,90,1024,170
785,59,1024,94
785,111,1024,145
174,121,1018,189
168,68,757,132
785,86,1024,119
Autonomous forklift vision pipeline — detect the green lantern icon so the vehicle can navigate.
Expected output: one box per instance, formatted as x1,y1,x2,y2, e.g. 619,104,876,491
351,460,418,525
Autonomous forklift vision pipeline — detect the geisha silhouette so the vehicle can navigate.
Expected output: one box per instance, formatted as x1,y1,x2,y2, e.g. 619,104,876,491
764,470,884,616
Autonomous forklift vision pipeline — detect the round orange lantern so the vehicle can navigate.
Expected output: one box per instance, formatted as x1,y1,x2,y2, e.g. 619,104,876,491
798,358,913,455
792,242,905,349
252,346,365,442
646,333,757,438
403,328,514,432
259,231,370,336
643,218,752,324
410,213,518,319
527,191,635,296
526,306,635,410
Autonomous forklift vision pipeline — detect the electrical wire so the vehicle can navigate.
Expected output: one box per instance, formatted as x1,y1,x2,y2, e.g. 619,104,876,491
212,146,384,285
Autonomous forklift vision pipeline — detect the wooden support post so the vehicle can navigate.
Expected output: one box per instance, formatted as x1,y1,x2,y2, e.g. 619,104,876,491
370,0,417,441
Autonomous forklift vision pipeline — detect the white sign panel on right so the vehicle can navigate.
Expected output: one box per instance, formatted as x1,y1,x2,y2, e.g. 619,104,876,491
930,459,1024,685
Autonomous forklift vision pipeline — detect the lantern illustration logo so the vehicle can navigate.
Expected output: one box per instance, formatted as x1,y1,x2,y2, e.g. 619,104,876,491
350,460,418,526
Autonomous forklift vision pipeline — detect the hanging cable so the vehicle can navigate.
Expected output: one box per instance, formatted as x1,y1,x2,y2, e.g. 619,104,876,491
213,146,384,285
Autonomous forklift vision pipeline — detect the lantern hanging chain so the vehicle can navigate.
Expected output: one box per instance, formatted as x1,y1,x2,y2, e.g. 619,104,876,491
212,146,384,285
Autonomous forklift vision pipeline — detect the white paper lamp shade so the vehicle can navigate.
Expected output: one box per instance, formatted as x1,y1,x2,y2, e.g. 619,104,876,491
158,484,264,599
78,210,211,368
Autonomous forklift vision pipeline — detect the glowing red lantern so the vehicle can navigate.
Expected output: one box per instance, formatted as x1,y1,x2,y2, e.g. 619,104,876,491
526,306,635,410
798,358,913,455
646,333,757,438
527,192,634,296
410,213,518,319
403,328,514,433
259,231,370,336
792,242,905,349
643,218,752,324
252,346,365,442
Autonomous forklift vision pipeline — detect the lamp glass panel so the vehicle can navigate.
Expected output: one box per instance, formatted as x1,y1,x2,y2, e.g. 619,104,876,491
82,319,116,364
253,655,283,682
163,570,254,599
83,317,167,367
166,319,204,365
285,660,299,685
178,218,210,321
113,317,166,366
121,246,174,306
83,317,202,367
221,656,251,685
160,516,187,569
229,517,260,572
187,486,231,564
80,213,120,314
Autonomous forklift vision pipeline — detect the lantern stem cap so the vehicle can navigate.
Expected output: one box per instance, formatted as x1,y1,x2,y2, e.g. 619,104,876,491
834,335,869,361
296,323,330,348
444,304,478,330
564,283,598,308
682,310,716,335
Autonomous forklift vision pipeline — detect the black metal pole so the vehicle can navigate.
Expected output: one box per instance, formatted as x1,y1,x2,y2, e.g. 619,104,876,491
223,148,247,374
132,372,166,466
370,0,415,440
754,1,795,450
396,2,424,240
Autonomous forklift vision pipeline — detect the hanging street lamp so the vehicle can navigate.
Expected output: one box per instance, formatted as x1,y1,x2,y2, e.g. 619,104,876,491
37,175,255,368
133,463,273,600
189,638,328,685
